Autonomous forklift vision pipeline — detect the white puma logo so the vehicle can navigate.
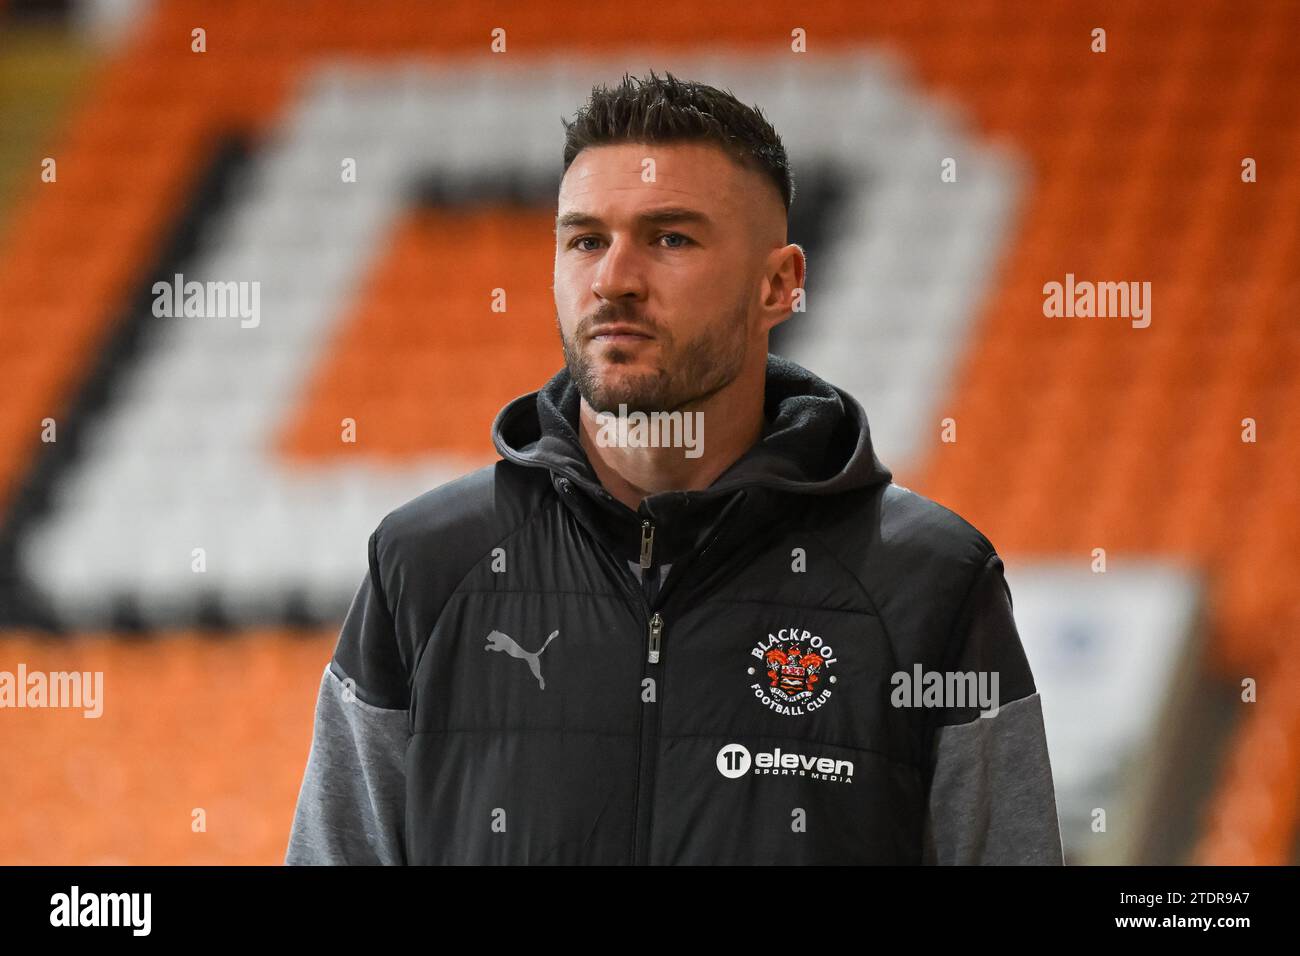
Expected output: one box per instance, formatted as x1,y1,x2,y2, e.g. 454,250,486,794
484,629,560,690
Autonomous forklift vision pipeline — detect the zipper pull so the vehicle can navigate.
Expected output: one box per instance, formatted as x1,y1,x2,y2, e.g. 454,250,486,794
647,613,664,664
639,519,655,569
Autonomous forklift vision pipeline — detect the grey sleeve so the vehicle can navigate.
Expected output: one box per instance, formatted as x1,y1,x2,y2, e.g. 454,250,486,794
284,663,410,865
285,527,412,865
922,691,1064,864
920,552,1065,865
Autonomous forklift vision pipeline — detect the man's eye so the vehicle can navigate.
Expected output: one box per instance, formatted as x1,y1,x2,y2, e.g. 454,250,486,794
569,234,691,251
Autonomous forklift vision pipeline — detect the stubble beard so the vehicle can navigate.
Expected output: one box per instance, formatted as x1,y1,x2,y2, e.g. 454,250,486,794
558,299,750,415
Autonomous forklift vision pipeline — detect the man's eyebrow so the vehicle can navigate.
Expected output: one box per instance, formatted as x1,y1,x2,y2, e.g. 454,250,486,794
555,207,714,231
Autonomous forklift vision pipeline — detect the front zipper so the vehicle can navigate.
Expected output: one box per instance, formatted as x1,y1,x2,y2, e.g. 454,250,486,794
622,498,747,864
548,478,754,863
631,602,664,864
647,612,663,664
639,519,655,569
630,517,660,864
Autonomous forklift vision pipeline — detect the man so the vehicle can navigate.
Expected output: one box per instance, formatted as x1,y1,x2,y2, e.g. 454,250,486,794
285,70,1064,865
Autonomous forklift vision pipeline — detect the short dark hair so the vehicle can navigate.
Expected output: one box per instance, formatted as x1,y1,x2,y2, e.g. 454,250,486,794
561,69,795,213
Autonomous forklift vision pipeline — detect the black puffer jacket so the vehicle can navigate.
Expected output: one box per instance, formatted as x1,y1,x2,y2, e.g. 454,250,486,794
286,355,1064,865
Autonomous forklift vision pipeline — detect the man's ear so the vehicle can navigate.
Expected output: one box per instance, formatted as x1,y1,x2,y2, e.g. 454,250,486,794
790,241,807,291
761,242,806,331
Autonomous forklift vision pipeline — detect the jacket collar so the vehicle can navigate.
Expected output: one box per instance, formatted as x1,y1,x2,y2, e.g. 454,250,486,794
491,354,893,565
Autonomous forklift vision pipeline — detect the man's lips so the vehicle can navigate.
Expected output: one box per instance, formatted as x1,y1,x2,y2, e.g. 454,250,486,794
589,324,654,344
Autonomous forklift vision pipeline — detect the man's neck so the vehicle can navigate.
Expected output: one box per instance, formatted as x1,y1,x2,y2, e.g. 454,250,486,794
577,362,767,513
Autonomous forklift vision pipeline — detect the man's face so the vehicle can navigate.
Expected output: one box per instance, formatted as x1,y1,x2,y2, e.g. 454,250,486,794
554,141,780,414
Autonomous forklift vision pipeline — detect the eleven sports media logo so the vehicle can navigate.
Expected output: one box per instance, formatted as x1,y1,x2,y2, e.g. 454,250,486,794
716,743,855,785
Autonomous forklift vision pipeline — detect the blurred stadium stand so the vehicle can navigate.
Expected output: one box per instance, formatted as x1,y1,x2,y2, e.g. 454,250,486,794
0,0,1296,864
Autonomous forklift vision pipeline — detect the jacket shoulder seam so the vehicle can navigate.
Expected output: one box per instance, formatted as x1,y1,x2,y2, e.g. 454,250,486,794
802,524,898,650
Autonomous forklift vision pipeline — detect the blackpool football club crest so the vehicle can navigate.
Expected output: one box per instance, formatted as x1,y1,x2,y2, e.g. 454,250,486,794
747,628,838,716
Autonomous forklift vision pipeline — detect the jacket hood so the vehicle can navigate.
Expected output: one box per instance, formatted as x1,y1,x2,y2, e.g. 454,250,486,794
491,353,893,501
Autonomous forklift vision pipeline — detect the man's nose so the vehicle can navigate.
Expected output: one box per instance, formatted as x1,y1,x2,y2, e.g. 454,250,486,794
590,236,646,302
